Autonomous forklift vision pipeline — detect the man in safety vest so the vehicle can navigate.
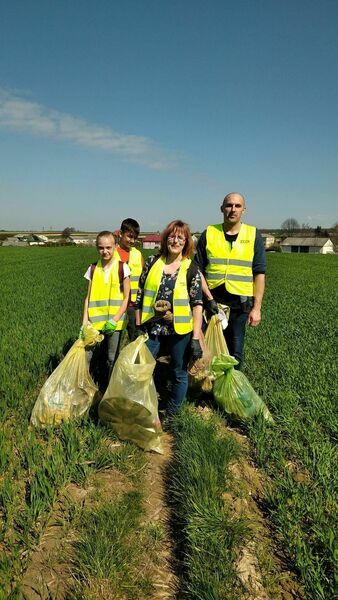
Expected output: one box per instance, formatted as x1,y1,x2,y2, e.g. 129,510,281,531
194,193,266,370
114,218,144,341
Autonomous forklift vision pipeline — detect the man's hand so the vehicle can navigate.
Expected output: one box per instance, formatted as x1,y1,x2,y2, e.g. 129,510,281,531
205,298,219,317
133,325,146,340
248,307,261,327
190,338,203,360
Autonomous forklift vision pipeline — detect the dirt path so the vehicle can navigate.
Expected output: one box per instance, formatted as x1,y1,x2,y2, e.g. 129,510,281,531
142,433,178,599
21,411,305,600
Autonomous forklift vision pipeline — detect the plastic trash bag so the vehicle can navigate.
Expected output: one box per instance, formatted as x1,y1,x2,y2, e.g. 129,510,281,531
31,325,103,427
212,354,274,422
189,315,229,394
188,333,214,393
204,314,229,358
98,335,163,454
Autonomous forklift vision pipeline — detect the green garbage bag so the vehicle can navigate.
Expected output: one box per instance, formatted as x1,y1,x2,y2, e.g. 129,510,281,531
98,335,163,454
212,354,273,422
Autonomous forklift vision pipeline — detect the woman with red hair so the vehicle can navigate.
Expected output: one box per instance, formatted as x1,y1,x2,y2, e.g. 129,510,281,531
135,220,203,418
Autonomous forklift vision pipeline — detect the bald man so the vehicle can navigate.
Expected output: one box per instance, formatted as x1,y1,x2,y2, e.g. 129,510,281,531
194,193,266,370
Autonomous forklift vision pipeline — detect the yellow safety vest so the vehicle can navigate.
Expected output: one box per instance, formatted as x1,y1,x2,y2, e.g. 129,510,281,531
127,247,143,303
88,259,126,331
114,247,143,303
141,256,193,334
205,223,256,296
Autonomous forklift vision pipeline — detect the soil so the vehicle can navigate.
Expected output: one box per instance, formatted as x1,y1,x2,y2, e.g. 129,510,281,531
142,433,178,599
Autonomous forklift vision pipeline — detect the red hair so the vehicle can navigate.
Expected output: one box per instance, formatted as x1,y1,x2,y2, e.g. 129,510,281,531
160,220,193,259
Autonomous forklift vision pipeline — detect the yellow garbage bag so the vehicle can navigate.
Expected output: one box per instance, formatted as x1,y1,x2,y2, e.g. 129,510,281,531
98,335,163,454
31,325,103,427
189,315,229,393
188,333,214,393
204,313,229,358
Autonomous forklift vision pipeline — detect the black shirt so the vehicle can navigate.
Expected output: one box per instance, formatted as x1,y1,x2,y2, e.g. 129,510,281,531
194,226,266,309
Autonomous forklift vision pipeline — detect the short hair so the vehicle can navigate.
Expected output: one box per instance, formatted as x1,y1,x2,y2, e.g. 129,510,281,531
96,230,115,246
160,220,193,259
222,192,245,207
120,218,140,237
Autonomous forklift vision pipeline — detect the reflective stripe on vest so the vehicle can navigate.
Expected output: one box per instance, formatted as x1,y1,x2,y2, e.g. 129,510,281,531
88,259,126,331
141,256,193,334
205,223,256,296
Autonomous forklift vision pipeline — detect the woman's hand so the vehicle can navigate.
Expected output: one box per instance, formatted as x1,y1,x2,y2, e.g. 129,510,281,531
190,338,203,360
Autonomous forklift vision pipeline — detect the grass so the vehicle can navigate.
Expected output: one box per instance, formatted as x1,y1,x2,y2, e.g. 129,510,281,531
244,254,337,599
69,491,154,599
1,247,336,598
167,406,248,599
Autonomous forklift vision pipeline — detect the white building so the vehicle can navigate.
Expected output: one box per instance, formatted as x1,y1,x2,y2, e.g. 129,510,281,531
280,237,335,254
142,234,161,250
261,233,275,249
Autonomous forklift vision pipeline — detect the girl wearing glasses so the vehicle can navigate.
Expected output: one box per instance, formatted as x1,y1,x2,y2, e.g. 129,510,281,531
135,220,203,420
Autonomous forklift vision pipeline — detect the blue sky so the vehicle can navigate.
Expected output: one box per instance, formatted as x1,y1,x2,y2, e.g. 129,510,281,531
0,0,337,232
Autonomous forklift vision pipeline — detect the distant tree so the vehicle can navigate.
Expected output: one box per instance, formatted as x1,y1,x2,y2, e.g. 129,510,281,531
62,226,76,238
281,218,300,232
314,226,329,237
301,223,311,230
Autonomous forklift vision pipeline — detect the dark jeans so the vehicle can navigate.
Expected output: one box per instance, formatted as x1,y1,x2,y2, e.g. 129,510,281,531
146,332,191,415
223,309,248,370
86,331,121,389
126,306,136,341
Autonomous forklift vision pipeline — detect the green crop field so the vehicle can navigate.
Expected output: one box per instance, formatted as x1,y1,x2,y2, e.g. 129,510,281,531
0,247,337,598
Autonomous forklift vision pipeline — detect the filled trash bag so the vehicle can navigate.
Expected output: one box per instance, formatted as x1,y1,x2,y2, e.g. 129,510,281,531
31,325,103,427
98,335,163,454
212,354,274,422
188,333,214,393
204,314,229,358
189,315,229,393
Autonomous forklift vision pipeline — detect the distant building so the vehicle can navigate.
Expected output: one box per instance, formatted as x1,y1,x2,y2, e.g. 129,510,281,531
68,234,96,246
142,234,161,250
2,234,47,246
34,234,49,243
260,233,275,249
280,237,334,254
2,236,29,247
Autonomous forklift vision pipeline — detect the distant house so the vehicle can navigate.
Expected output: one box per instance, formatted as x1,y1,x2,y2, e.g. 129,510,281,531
2,233,48,246
34,234,49,243
142,234,161,250
280,237,335,254
261,233,275,249
2,236,29,247
68,234,96,246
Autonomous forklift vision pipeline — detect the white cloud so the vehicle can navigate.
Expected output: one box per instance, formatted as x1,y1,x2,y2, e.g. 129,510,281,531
0,89,176,170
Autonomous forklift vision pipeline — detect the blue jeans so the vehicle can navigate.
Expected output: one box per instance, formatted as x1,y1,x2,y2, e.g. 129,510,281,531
146,333,191,415
223,310,248,370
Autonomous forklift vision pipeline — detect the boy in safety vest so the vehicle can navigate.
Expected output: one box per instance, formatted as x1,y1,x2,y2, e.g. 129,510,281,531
114,218,144,341
195,193,266,370
81,230,130,387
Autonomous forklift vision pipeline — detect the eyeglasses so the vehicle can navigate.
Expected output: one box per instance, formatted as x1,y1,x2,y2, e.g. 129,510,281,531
168,235,186,244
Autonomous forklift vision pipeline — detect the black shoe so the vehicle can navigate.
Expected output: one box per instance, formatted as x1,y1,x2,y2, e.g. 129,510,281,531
161,415,173,432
